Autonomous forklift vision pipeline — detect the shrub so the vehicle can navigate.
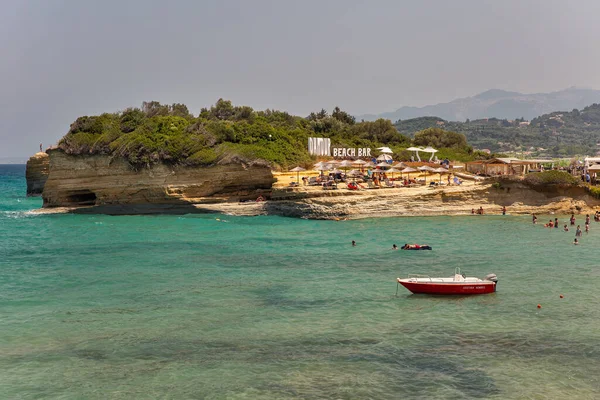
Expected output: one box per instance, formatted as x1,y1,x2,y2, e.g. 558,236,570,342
523,171,579,186
585,185,600,199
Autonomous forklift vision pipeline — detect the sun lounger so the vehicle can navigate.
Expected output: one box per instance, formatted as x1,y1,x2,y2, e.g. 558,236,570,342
367,180,380,189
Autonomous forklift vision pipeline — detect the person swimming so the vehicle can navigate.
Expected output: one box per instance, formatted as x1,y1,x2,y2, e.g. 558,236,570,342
554,218,559,228
573,238,579,245
532,213,537,224
564,224,569,232
401,244,432,250
352,240,356,246
570,213,576,225
392,244,398,250
585,223,589,232
575,225,582,237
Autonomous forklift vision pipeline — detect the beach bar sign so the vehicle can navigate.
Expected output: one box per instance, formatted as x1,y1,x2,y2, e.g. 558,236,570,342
308,137,371,158
332,147,371,157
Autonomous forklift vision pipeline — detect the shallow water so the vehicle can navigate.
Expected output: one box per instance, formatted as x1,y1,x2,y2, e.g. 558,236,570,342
1,165,599,399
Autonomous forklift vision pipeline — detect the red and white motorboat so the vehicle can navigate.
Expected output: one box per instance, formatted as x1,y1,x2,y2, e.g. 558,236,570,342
396,268,497,295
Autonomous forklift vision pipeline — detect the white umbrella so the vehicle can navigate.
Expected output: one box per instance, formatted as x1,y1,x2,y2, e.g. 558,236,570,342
376,154,393,162
377,146,393,154
393,162,406,169
422,146,439,162
348,169,362,176
363,161,375,168
290,166,306,184
327,160,341,165
434,167,448,183
418,166,433,183
406,147,423,162
353,159,367,165
401,166,417,179
376,162,391,168
386,167,401,179
338,159,354,174
313,162,327,175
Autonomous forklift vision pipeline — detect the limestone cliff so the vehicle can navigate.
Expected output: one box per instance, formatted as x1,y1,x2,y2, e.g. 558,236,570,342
42,149,275,209
26,152,50,196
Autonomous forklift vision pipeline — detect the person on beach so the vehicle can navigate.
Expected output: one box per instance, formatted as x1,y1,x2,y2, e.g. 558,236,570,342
564,224,569,232
570,214,576,226
554,218,559,228
532,213,537,224
575,225,582,237
573,238,579,245
392,244,398,250
352,240,356,246
502,206,506,215
479,206,484,215
471,208,475,214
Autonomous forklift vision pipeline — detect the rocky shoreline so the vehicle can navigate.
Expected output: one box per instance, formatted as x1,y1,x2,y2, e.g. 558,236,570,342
30,180,600,219
26,149,600,219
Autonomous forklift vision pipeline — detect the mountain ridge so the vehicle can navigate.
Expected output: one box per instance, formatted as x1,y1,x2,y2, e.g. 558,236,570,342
358,87,600,122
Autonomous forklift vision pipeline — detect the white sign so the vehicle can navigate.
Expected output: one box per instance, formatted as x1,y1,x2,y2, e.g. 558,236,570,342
308,137,331,156
332,148,371,158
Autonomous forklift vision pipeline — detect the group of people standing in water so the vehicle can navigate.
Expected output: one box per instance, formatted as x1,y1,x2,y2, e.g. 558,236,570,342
532,212,593,244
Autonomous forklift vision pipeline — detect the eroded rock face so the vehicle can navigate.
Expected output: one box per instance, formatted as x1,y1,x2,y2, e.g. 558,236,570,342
26,152,50,196
42,150,275,208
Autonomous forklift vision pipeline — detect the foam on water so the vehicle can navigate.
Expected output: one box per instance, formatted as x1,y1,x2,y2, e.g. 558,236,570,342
1,165,600,399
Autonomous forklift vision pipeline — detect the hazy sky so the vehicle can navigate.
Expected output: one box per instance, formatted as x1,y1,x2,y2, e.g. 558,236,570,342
2,0,600,159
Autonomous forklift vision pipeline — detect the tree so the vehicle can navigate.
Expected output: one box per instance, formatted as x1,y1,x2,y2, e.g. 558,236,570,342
171,103,192,119
209,99,235,120
142,101,170,117
331,106,356,125
413,127,469,150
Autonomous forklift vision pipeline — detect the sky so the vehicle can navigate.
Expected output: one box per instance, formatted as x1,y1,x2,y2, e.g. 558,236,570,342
2,0,600,159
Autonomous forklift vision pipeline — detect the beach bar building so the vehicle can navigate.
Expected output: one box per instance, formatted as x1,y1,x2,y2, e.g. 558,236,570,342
465,158,546,176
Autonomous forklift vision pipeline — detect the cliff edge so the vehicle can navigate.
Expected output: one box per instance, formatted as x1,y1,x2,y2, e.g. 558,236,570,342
26,152,50,196
42,149,275,209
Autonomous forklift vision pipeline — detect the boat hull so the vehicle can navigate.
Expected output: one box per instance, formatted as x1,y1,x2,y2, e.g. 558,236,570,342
398,279,496,295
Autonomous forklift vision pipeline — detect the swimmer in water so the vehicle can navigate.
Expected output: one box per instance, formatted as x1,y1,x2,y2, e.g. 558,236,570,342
564,224,569,232
392,244,398,250
532,213,537,224
575,225,582,237
573,238,579,245
570,213,575,226
585,223,589,232
554,218,559,228
352,240,356,246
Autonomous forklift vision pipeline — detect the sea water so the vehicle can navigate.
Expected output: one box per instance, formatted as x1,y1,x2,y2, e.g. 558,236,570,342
1,164,599,399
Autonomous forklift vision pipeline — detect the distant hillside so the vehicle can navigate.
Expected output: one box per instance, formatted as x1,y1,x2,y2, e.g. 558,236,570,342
359,87,600,122
394,103,600,157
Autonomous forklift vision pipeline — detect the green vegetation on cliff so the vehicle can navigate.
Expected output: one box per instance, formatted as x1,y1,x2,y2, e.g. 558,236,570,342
59,100,484,169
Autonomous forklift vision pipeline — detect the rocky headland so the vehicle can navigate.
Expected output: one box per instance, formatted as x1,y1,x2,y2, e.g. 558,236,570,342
27,152,600,218
25,152,49,196
40,149,275,211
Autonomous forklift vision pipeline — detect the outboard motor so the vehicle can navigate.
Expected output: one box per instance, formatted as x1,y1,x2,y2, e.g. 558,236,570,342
484,273,498,283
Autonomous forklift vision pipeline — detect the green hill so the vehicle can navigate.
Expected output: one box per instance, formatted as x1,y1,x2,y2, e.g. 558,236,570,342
58,100,417,170
394,103,600,156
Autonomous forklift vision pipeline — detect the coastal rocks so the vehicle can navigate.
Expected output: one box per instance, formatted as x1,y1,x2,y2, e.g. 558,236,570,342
42,149,275,210
25,152,49,196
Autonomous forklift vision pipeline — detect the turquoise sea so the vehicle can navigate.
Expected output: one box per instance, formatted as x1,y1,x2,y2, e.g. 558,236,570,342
1,164,600,399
